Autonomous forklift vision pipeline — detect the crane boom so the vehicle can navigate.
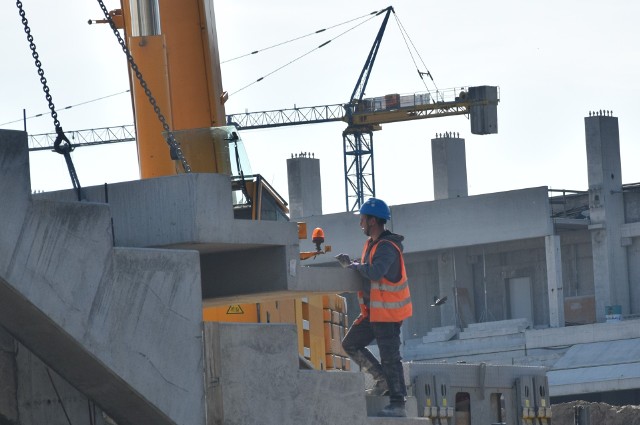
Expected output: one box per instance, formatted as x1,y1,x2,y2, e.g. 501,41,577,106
31,86,495,149
348,6,394,106
28,125,136,152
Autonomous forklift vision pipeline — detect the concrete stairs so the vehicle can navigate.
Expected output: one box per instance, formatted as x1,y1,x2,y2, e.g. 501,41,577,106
0,130,205,425
422,325,459,343
459,318,530,339
403,319,531,363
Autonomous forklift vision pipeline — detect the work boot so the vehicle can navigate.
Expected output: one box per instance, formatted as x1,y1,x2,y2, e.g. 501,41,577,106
377,402,407,418
365,379,389,396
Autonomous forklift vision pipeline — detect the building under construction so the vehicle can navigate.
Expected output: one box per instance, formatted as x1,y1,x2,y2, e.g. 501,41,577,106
2,0,640,424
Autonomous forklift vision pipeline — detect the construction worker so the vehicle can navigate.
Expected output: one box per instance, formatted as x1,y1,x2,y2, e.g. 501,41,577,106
341,197,412,418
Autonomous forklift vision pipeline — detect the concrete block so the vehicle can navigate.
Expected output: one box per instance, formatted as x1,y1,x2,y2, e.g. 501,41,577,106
469,85,499,135
204,322,369,425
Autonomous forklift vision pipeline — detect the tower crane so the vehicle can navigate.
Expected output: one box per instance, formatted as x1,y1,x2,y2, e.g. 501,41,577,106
29,6,498,212
226,6,499,211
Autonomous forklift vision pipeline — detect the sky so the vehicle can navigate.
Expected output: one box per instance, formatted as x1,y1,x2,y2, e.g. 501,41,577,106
1,1,639,214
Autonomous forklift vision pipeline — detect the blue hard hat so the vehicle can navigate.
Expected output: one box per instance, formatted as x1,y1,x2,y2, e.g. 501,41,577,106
359,198,391,220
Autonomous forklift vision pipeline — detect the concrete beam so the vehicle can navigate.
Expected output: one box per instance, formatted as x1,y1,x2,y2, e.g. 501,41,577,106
297,187,554,267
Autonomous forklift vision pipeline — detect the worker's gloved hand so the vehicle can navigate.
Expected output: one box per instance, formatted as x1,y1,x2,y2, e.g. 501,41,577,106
348,261,360,270
335,253,351,268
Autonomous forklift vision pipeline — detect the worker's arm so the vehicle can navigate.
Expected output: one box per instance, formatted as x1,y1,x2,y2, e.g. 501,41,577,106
351,242,397,281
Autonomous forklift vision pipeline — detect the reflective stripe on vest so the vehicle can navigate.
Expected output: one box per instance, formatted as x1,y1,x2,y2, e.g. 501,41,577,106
357,238,412,322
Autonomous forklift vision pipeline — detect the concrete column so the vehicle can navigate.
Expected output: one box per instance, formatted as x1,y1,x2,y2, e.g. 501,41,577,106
437,249,474,327
585,112,630,321
437,251,457,327
286,154,322,219
431,133,468,200
545,235,565,327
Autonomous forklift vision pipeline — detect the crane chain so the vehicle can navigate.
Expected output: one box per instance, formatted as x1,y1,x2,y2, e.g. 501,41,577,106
95,0,191,173
16,0,83,201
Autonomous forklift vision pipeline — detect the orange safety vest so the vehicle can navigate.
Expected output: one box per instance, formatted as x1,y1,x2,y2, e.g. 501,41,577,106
357,239,412,322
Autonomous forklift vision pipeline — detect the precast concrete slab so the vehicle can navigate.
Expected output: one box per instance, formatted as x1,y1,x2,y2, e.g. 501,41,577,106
552,338,640,370
366,418,432,424
0,130,205,425
403,333,526,362
525,319,640,349
547,337,640,396
549,363,640,396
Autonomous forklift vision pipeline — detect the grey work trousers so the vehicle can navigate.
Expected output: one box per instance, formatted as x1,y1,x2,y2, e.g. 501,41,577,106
341,315,406,404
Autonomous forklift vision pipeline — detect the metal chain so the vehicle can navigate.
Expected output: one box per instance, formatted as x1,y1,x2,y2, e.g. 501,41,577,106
16,0,83,200
95,0,191,173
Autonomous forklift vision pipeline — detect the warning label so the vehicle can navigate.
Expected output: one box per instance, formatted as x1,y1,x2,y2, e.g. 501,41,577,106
226,305,244,314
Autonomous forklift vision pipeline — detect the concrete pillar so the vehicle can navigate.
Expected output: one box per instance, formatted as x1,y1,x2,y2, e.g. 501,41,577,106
286,154,322,219
437,249,474,327
437,251,457,327
545,235,565,327
585,112,630,321
431,133,468,200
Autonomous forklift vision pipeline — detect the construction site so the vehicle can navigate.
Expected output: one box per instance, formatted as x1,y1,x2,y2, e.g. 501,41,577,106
2,1,640,424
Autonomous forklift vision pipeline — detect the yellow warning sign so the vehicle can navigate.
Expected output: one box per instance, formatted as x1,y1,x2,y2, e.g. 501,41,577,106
226,305,244,314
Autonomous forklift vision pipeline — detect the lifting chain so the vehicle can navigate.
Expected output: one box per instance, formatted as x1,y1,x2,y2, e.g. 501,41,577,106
16,0,83,201
95,0,191,173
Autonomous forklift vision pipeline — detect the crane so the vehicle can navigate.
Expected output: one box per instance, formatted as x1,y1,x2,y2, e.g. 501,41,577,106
30,6,499,212
226,6,499,211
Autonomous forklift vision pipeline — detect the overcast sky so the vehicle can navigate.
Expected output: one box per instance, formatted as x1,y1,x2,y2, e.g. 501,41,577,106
1,1,639,214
